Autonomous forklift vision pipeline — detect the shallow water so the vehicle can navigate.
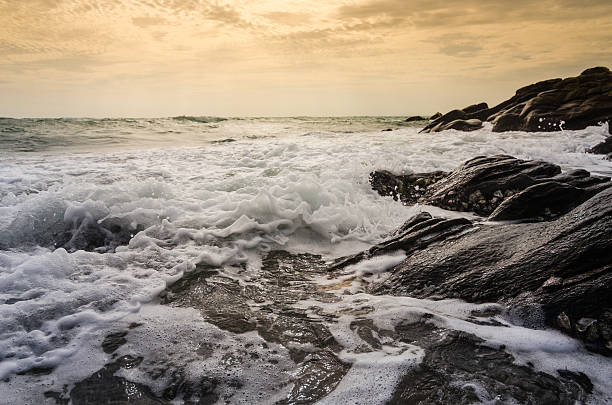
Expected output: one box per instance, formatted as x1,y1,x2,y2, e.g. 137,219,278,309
0,117,611,404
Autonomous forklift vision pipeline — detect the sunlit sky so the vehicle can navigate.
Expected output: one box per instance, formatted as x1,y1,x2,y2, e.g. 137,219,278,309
1,0,611,117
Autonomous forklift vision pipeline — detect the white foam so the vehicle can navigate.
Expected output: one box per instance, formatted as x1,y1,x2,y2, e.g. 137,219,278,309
1,119,611,402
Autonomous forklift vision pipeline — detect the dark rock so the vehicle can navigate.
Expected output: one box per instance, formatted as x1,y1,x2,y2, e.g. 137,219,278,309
369,169,448,205
278,351,350,405
163,250,351,403
389,325,590,404
421,66,612,133
70,358,168,405
444,118,483,132
588,136,612,155
370,155,611,220
366,185,612,354
491,113,521,132
60,216,144,253
430,112,443,120
404,116,427,122
462,102,488,114
381,128,393,132
101,331,128,354
488,181,588,221
328,216,472,272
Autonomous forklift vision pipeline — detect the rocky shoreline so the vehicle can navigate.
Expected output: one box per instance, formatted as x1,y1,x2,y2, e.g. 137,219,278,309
419,67,612,135
30,69,612,404
365,155,612,355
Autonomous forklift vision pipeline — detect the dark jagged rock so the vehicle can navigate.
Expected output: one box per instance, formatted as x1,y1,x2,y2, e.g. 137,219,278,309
328,215,471,272
430,112,442,121
462,102,488,114
56,216,144,253
389,324,590,404
404,116,428,122
69,356,170,405
445,118,483,132
101,331,128,354
369,169,448,205
420,67,612,133
370,155,611,221
365,186,612,354
588,136,612,159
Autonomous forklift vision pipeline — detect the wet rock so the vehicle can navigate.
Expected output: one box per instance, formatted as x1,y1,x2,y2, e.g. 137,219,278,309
278,351,350,405
163,250,351,403
421,66,612,133
60,216,144,253
101,331,128,354
588,136,612,155
488,181,587,221
381,128,393,132
370,155,611,220
430,112,443,121
389,324,590,404
462,102,488,114
369,169,448,205
328,216,472,272
368,186,612,354
70,357,168,405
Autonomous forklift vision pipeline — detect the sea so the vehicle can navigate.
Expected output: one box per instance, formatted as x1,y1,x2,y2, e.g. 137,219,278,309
1,116,611,404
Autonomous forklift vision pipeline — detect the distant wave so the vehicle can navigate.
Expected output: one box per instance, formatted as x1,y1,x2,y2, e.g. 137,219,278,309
171,115,227,123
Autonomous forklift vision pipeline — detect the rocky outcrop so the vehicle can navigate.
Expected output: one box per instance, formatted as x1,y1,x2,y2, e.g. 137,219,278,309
357,156,612,354
420,67,612,133
370,155,611,221
365,186,612,355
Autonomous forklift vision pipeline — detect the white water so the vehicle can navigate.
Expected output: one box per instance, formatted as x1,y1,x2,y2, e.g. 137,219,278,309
0,118,611,404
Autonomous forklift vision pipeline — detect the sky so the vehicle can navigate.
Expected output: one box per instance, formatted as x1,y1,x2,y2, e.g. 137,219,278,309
1,0,611,117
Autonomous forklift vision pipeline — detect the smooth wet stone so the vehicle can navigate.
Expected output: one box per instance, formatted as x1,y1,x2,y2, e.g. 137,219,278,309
421,66,612,133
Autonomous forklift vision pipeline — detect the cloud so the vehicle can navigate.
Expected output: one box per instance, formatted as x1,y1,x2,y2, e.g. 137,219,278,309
132,16,168,28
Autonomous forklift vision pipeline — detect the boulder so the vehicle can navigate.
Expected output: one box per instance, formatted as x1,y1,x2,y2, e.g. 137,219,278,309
370,155,611,220
462,102,488,114
430,112,443,121
420,67,612,133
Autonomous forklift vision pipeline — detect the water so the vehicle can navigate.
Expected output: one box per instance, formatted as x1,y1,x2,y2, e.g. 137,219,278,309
0,117,611,404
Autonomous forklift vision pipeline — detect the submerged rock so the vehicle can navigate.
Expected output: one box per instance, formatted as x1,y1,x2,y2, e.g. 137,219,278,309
421,66,612,133
370,155,611,221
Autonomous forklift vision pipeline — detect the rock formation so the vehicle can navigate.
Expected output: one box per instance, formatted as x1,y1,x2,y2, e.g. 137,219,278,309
352,156,612,354
420,67,612,133
370,155,611,221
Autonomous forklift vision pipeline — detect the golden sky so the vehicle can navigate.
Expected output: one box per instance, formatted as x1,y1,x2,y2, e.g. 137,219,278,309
1,0,611,117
